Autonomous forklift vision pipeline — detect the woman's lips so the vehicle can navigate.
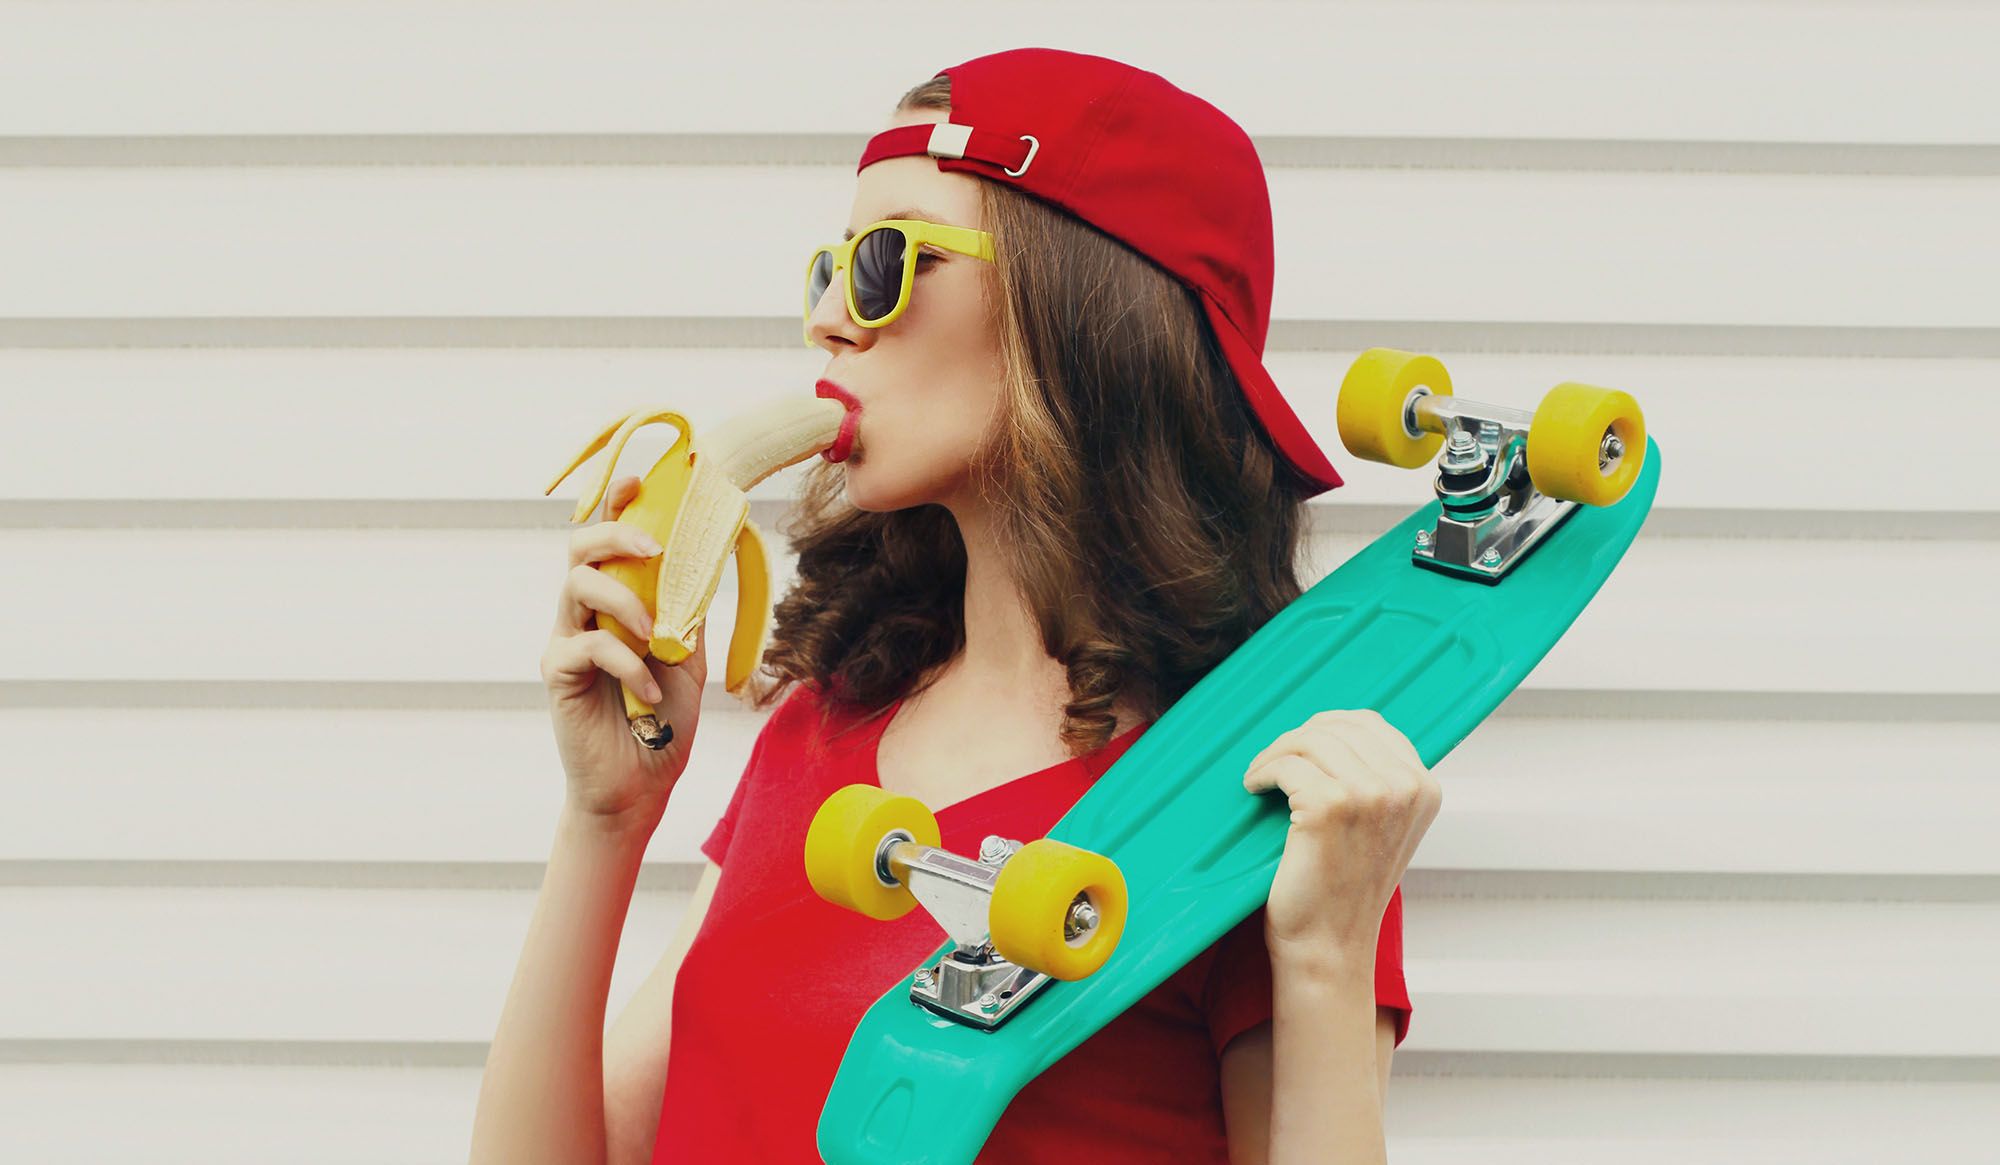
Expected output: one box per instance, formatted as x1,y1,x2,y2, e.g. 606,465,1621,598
815,379,861,463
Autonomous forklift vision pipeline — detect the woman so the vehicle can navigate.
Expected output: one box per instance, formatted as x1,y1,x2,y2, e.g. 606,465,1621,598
472,48,1441,1165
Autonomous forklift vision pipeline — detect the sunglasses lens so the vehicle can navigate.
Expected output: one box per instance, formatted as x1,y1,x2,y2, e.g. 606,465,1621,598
807,251,833,315
852,226,908,322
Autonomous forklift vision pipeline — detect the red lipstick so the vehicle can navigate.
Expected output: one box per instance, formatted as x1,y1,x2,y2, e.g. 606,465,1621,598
816,379,861,463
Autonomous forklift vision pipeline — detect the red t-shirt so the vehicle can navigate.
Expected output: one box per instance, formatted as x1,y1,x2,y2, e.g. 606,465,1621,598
653,682,1410,1163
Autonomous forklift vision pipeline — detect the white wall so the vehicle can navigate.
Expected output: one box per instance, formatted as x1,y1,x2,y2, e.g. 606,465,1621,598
2,2,1996,1161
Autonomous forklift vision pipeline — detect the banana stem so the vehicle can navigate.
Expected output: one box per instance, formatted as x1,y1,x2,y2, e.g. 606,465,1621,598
606,613,672,750
621,681,673,749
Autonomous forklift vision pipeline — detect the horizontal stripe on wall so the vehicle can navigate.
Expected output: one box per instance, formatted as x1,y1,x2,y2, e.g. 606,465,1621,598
2,885,1991,1055
2,166,1992,327
3,708,1994,880
2,349,1992,514
2,1062,1987,1163
1,2,1993,145
1,529,1988,693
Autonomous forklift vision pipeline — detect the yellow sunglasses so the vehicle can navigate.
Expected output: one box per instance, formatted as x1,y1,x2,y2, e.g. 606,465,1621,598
804,218,995,345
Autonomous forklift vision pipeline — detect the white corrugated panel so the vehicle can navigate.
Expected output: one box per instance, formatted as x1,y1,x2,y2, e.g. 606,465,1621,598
1,167,1991,325
3,349,1997,513
2,2,1995,1162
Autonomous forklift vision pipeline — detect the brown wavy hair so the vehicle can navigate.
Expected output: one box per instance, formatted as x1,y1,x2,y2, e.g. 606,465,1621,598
742,72,1318,755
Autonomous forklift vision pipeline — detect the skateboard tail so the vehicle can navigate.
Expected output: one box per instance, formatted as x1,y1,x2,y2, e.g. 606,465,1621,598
817,995,1018,1165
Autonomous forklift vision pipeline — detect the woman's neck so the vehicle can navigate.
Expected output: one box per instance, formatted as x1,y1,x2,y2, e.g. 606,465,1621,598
942,496,1143,734
955,505,1055,687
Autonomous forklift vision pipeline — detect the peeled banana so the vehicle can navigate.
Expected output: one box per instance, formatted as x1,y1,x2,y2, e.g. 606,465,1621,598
546,395,849,749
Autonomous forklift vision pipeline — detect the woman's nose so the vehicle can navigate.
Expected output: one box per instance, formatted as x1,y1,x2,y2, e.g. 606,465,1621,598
808,271,869,352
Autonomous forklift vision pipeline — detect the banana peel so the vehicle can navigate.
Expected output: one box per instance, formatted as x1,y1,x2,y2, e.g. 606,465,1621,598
545,395,848,749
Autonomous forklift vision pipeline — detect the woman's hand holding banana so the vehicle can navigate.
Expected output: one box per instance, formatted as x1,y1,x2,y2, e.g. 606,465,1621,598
543,396,847,750
538,395,849,834
542,474,710,833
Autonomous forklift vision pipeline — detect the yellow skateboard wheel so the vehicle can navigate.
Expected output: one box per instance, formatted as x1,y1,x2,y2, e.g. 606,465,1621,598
987,839,1127,981
1526,383,1646,506
1337,348,1454,468
804,784,940,921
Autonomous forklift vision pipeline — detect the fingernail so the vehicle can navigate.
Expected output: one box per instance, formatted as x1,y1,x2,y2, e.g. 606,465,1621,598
647,682,663,703
638,538,663,556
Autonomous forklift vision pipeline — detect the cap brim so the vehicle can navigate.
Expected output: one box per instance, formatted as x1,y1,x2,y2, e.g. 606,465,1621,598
1198,294,1343,496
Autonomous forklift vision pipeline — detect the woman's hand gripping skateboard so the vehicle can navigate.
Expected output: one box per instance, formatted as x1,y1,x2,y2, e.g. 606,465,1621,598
1243,710,1444,965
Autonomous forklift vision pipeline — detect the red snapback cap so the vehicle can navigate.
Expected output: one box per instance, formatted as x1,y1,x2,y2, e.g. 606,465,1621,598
857,47,1343,496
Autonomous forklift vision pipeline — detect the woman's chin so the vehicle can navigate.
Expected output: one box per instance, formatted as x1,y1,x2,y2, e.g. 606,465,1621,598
841,462,930,514
839,457,885,511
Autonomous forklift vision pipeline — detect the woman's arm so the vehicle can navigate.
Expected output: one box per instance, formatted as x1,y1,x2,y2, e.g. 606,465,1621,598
1234,708,1439,1163
1220,994,1398,1165
602,859,723,1164
467,807,655,1165
1268,949,1392,1163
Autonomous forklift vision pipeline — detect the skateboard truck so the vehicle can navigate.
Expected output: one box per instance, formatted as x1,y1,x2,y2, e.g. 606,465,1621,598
1412,394,1599,583
805,788,1129,1031
1338,349,1647,585
883,834,1057,1029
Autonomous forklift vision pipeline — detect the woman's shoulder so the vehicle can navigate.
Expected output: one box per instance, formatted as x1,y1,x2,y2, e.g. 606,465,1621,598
752,676,880,753
755,678,829,739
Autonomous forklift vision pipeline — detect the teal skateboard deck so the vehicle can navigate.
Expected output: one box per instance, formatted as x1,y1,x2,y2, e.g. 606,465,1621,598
817,431,1660,1164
